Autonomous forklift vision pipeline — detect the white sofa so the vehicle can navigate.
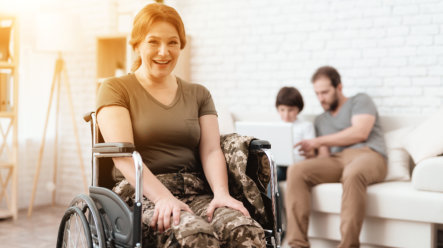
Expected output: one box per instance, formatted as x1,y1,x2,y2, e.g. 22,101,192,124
219,108,443,248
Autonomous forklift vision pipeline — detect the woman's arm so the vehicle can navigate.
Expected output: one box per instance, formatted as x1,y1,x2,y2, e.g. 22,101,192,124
97,106,192,232
198,115,229,197
199,115,250,221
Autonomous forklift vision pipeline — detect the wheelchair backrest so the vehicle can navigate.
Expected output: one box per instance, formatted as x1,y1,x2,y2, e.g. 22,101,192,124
85,112,121,190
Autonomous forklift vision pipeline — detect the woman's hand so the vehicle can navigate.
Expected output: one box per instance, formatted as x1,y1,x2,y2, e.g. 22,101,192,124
150,195,193,233
206,194,250,222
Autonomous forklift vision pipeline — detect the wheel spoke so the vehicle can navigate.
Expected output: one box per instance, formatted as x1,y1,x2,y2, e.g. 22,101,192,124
58,205,93,248
70,195,105,248
74,201,88,248
63,219,68,248
58,198,103,248
70,216,78,247
80,223,87,248
74,214,81,247
69,218,77,248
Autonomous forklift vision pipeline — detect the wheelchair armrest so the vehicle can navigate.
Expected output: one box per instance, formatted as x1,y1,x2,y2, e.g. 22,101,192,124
93,142,135,153
250,139,271,150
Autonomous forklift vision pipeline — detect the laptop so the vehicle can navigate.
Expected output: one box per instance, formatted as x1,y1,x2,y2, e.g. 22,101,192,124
235,121,294,166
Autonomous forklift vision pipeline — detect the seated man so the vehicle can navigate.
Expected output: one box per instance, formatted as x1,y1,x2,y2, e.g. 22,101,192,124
285,66,387,248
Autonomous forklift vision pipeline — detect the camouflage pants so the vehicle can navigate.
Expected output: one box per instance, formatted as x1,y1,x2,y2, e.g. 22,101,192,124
113,172,266,248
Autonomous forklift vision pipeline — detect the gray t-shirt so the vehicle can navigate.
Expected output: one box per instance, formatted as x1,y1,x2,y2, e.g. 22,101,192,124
314,93,386,157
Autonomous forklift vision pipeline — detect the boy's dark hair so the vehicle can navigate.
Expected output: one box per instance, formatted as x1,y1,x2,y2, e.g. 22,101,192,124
311,66,341,88
275,86,304,112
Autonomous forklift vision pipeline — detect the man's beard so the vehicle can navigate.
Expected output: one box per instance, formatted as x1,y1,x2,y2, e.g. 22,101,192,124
322,92,339,112
329,96,339,111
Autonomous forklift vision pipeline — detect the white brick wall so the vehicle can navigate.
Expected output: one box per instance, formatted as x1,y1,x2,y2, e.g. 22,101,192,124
175,0,443,115
7,0,443,209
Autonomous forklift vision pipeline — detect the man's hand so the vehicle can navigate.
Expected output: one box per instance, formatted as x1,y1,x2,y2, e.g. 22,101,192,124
295,138,322,156
300,148,316,159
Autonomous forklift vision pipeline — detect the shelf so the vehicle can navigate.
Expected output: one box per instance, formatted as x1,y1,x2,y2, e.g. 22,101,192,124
0,14,18,220
0,111,14,117
0,161,13,168
0,209,13,220
96,36,127,80
0,61,14,69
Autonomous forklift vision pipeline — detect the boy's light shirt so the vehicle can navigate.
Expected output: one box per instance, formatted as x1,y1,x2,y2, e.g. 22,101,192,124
291,118,316,163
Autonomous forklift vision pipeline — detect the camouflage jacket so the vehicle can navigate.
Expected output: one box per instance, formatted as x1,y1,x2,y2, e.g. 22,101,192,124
220,133,271,229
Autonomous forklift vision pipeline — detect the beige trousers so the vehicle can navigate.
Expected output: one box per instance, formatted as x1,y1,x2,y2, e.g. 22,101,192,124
284,147,387,248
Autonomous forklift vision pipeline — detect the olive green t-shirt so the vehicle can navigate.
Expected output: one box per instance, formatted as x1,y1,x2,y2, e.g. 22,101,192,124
96,74,217,174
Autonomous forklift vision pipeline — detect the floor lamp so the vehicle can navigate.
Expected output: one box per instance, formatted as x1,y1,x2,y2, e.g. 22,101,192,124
27,13,87,217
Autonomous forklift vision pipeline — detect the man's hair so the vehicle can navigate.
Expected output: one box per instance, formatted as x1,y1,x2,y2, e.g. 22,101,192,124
311,66,341,88
275,86,304,112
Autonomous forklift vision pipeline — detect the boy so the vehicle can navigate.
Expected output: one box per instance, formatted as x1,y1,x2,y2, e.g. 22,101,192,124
275,87,315,180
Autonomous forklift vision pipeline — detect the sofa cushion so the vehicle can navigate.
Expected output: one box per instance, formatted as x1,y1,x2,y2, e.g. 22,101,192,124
383,127,413,181
403,107,443,164
385,148,411,181
385,127,413,181
311,182,443,224
412,156,443,192
384,126,410,149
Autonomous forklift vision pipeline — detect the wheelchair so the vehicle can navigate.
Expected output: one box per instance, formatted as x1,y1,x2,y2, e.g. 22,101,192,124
56,112,282,248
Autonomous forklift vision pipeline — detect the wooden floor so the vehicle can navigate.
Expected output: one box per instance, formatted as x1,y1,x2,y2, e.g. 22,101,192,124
0,205,67,248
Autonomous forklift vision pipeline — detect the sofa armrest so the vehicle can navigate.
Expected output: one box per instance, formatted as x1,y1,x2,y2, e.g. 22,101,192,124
412,156,443,192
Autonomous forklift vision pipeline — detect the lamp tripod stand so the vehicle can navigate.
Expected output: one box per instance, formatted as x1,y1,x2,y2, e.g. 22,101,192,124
27,53,88,217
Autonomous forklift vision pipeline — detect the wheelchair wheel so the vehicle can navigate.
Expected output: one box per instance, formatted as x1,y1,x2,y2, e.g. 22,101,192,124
70,194,106,248
57,206,93,248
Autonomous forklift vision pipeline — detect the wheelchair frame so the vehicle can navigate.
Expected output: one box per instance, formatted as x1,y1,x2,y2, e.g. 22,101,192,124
56,112,282,248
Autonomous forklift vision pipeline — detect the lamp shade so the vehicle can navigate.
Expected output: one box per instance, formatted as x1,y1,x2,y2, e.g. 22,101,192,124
35,13,78,52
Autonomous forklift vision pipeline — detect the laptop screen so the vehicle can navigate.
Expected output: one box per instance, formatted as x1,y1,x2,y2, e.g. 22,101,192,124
235,121,294,166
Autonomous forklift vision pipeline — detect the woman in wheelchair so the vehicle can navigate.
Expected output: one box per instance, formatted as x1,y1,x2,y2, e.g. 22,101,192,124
95,3,266,247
